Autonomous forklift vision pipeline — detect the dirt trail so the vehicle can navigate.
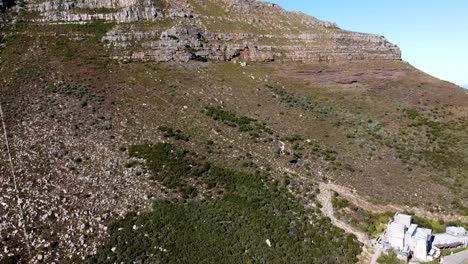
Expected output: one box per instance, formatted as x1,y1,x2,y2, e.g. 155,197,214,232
322,182,468,223
317,183,370,245
369,246,382,264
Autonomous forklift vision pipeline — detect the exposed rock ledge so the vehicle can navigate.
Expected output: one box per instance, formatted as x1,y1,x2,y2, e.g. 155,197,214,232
23,0,401,63
27,0,194,23
103,26,401,63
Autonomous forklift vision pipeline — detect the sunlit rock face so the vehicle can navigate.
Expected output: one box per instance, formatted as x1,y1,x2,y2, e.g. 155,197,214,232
21,0,401,62
24,0,401,62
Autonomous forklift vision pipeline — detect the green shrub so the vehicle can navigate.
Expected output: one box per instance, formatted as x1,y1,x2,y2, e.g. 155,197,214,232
158,126,190,141
91,143,363,263
377,251,405,264
332,192,349,210
205,106,271,135
411,214,446,234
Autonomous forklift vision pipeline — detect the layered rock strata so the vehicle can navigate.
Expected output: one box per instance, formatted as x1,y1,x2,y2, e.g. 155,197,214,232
103,26,401,62
27,0,194,23
24,0,401,63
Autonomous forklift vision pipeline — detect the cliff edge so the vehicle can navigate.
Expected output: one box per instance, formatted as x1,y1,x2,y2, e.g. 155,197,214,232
24,0,401,62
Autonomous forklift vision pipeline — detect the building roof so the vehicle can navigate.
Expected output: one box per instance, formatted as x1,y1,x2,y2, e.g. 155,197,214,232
414,228,431,240
441,249,468,264
433,233,467,248
417,228,432,236
394,213,412,227
389,222,406,238
407,224,418,236
446,226,466,237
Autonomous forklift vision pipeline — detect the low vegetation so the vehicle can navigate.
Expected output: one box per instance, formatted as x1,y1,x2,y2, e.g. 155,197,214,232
409,212,468,233
72,7,122,15
411,214,447,234
332,193,392,237
158,126,190,141
377,251,405,264
266,81,468,210
205,106,272,135
332,193,468,237
441,247,468,256
90,143,362,263
266,84,331,120
331,191,349,210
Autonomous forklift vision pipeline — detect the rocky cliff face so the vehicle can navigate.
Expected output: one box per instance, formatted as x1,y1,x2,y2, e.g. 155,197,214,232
102,27,401,63
28,0,193,23
23,0,401,63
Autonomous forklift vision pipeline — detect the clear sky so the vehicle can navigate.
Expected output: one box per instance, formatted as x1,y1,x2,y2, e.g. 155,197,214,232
267,0,468,88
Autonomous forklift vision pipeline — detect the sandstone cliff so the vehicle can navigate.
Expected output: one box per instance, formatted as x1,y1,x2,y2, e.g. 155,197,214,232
24,0,401,63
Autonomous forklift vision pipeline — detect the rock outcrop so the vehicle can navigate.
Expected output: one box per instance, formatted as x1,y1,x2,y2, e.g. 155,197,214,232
103,26,400,63
27,0,194,23
28,0,163,23
23,0,401,62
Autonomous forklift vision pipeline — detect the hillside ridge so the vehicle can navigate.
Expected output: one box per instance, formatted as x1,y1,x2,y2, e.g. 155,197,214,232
20,0,402,62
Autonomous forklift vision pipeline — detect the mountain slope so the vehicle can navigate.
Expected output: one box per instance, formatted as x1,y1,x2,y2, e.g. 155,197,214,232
27,0,401,62
0,0,467,263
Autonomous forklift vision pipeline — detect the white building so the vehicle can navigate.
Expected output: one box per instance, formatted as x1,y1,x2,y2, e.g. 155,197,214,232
441,249,468,264
383,213,439,262
411,228,432,261
446,226,467,237
394,213,412,228
388,221,407,250
433,226,468,249
384,213,415,260
381,213,468,262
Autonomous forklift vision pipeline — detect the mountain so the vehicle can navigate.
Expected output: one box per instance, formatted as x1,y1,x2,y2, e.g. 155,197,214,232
26,0,401,62
1,0,467,263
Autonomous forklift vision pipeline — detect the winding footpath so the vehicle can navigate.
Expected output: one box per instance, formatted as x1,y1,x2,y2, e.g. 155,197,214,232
317,182,370,245
317,183,379,264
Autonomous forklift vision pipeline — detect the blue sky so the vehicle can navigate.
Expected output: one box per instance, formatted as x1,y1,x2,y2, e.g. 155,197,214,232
267,0,468,87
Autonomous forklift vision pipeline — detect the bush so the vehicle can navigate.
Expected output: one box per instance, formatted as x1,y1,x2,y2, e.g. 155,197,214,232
205,106,270,135
158,126,190,141
91,143,363,263
332,192,349,210
377,251,405,264
411,214,447,234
